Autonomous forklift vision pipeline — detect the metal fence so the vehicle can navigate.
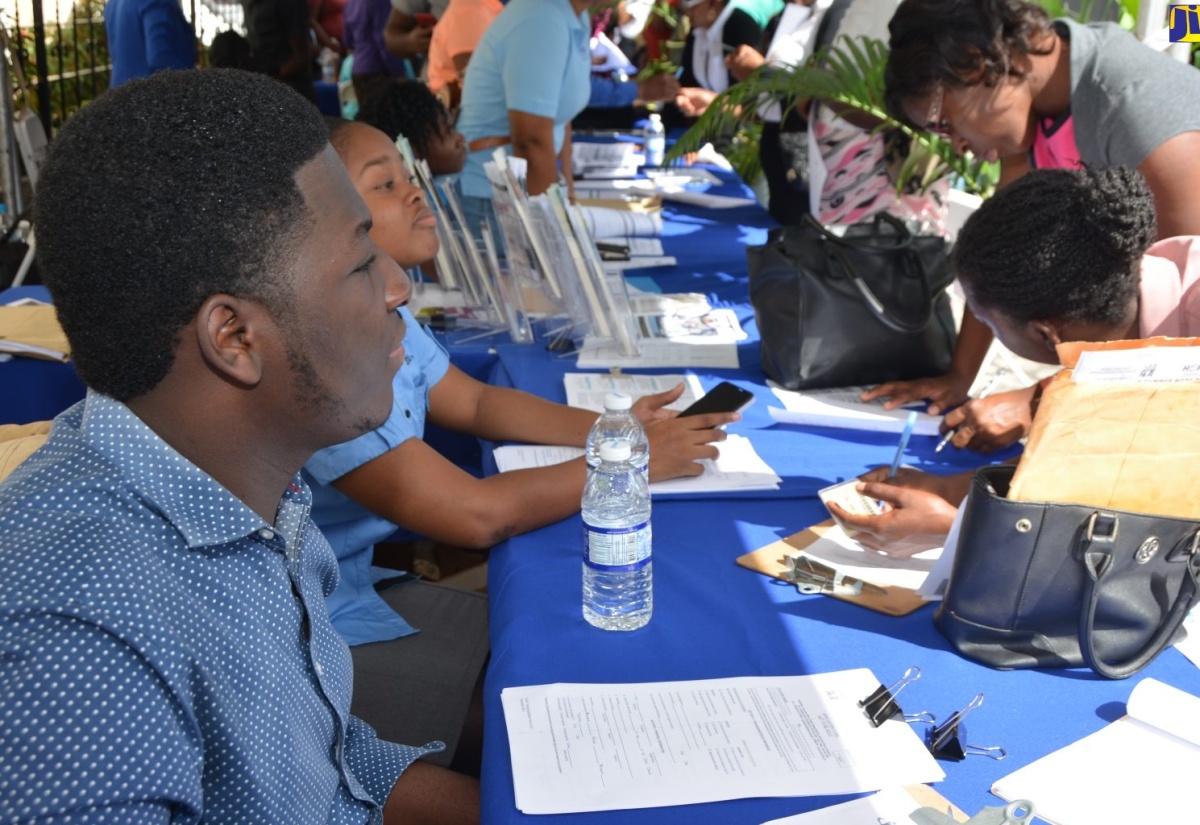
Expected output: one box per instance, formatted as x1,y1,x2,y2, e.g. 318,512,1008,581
2,0,245,139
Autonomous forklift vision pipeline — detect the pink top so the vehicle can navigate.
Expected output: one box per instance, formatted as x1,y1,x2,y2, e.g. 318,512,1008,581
1030,113,1083,171
427,0,504,94
1138,236,1200,338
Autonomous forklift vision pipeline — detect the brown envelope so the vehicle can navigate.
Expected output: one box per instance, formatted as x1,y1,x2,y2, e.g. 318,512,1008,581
1009,337,1200,518
0,305,71,362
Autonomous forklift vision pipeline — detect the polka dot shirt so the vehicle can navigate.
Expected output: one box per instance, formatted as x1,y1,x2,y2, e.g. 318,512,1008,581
0,392,443,823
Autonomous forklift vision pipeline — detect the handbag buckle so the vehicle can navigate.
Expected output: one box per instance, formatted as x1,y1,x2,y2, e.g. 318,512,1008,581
1085,511,1119,545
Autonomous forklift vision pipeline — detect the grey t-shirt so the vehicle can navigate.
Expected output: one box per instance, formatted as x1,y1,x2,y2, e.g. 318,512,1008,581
1063,18,1200,168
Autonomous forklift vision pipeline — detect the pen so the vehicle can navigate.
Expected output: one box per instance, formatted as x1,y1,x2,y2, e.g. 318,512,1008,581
889,411,919,478
934,369,1008,453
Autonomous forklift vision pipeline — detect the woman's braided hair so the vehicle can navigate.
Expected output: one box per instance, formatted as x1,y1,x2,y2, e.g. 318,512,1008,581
952,166,1157,325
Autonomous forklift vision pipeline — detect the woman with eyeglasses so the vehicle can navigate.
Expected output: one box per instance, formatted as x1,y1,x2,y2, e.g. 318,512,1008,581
860,0,1200,454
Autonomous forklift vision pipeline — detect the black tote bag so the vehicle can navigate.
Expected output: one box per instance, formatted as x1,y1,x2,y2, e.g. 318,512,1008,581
747,213,957,390
936,466,1200,679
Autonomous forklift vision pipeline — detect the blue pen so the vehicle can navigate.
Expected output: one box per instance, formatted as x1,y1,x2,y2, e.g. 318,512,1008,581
889,411,919,478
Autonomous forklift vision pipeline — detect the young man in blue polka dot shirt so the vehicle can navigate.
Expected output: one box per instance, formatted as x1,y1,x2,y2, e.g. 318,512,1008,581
0,70,478,823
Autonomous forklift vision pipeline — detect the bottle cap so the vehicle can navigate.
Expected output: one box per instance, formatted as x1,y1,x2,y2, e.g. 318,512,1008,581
649,113,662,123
603,392,633,411
598,440,632,463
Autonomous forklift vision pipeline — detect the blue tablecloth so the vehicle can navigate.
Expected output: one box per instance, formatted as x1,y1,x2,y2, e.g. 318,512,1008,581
0,286,86,425
475,171,1200,824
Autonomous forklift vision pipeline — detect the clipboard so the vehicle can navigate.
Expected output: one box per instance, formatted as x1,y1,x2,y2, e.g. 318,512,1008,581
736,520,930,616
905,784,969,822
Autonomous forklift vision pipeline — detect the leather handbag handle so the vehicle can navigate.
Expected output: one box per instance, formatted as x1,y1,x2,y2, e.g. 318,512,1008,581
800,215,937,334
1078,515,1200,679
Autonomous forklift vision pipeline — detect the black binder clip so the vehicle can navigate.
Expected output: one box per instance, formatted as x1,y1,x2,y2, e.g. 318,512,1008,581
926,694,1007,762
857,666,934,728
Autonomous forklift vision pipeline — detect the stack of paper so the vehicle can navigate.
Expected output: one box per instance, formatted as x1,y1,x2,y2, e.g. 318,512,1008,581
492,433,781,494
768,384,941,435
992,678,1200,825
577,292,746,370
563,372,704,413
596,235,677,272
578,205,662,239
501,669,945,814
0,302,70,362
573,142,645,179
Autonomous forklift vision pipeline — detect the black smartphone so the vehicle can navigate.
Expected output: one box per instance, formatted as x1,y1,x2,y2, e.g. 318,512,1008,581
678,381,755,418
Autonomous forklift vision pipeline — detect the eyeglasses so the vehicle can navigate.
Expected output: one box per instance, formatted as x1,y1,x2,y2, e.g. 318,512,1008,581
924,83,951,137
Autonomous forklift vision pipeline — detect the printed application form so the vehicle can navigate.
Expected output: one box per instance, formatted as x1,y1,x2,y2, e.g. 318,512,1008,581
501,669,945,814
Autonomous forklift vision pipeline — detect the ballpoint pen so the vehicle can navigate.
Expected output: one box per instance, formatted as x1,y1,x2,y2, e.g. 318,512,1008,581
889,411,919,478
934,368,1009,453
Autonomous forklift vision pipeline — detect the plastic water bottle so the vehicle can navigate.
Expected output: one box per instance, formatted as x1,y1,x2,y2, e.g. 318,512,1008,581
318,48,338,82
582,440,652,630
643,113,666,168
584,392,649,482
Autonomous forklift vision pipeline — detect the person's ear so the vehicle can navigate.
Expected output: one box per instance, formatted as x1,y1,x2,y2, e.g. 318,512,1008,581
195,294,271,388
1028,319,1064,354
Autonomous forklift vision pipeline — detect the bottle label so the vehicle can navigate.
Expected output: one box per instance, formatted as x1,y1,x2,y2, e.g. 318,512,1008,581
583,521,651,571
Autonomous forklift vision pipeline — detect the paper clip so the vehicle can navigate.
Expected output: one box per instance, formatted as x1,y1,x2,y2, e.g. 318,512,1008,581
926,694,1007,762
785,553,872,597
857,666,934,728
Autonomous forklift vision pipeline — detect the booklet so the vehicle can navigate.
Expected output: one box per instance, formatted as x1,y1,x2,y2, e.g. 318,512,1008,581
992,678,1200,825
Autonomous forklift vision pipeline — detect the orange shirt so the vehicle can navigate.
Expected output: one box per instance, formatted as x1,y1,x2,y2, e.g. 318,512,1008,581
427,0,504,93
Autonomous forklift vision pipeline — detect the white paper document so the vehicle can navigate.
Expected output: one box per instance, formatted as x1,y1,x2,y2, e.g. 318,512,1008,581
992,678,1200,825
1176,606,1200,669
595,236,665,257
657,188,758,209
796,523,942,592
768,385,941,435
577,293,746,369
760,787,925,825
492,434,780,494
915,503,966,600
1071,345,1200,384
578,205,663,238
563,372,704,413
573,142,645,179
501,669,945,814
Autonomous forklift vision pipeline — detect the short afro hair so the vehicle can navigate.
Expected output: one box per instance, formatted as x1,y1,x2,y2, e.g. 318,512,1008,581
355,79,449,158
34,69,329,400
885,0,1054,128
952,166,1156,326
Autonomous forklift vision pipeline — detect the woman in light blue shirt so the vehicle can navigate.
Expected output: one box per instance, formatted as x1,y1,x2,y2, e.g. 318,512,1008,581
455,0,601,230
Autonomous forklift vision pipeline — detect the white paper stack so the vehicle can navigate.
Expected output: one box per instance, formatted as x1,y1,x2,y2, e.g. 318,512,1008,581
768,384,941,435
563,372,704,413
572,142,645,179
492,433,781,495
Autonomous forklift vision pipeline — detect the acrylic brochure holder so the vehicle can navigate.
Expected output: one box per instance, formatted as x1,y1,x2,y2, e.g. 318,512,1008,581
485,149,640,356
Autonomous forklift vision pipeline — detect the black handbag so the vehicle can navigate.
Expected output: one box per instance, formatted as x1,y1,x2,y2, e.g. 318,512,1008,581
936,465,1200,679
747,213,957,390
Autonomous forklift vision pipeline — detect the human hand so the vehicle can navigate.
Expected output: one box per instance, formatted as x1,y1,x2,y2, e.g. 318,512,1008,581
724,44,765,82
636,72,681,103
938,385,1036,453
398,24,433,57
827,481,959,557
631,383,687,425
860,370,974,415
674,87,717,118
644,411,737,481
858,466,972,506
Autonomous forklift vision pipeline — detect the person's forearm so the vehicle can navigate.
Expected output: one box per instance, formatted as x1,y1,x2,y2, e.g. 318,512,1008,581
949,309,993,381
467,384,596,446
